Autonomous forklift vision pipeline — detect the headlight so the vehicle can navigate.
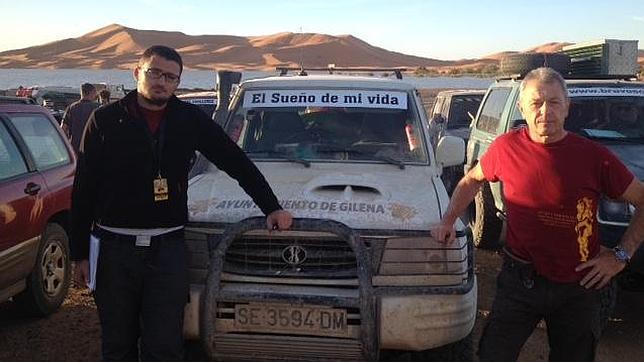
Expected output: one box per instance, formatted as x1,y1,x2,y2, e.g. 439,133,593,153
373,236,470,287
598,199,632,224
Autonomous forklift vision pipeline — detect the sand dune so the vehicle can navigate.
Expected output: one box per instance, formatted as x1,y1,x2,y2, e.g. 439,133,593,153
0,24,446,70
0,24,641,73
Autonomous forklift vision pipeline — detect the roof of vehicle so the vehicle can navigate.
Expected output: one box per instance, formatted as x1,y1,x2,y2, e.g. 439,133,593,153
493,77,644,89
177,91,217,98
241,75,417,91
436,89,486,97
0,95,37,105
0,103,55,114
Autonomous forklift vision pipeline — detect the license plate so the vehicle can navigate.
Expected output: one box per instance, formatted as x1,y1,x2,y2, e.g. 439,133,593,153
234,303,348,337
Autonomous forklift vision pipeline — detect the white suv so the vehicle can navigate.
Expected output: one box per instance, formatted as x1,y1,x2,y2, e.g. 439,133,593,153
183,70,476,361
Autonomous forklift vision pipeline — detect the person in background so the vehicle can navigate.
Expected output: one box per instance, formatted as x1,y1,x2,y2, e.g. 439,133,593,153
433,67,644,362
98,88,111,106
70,45,293,361
60,83,99,154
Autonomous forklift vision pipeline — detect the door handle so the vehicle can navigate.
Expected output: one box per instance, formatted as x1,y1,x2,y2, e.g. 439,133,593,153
24,182,41,195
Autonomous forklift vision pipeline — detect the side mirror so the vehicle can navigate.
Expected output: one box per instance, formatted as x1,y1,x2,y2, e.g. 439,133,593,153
213,70,242,125
435,135,465,168
432,114,445,124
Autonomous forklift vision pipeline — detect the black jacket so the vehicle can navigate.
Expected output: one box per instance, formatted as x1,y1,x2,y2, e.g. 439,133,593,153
70,91,281,260
61,99,99,153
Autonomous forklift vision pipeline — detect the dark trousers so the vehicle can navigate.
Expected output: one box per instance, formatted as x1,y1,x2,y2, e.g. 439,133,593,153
94,229,189,362
478,256,601,362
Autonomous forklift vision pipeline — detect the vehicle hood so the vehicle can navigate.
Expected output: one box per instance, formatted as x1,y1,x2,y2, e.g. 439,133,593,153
604,144,644,180
188,162,445,230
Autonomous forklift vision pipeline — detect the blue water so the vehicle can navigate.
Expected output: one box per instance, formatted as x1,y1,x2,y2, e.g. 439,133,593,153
0,68,493,91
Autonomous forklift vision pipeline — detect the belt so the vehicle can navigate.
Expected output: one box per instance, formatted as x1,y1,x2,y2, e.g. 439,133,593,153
96,227,183,244
501,246,536,289
502,246,532,264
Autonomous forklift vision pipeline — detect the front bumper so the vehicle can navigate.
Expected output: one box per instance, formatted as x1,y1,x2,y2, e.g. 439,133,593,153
183,217,476,361
379,280,477,350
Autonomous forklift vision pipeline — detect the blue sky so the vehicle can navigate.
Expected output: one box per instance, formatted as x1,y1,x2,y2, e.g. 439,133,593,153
2,0,642,60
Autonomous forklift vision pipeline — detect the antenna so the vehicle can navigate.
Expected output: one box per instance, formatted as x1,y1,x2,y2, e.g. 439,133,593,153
298,26,305,74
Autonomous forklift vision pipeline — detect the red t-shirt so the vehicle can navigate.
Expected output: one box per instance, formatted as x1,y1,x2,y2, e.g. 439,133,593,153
481,128,634,282
139,106,166,134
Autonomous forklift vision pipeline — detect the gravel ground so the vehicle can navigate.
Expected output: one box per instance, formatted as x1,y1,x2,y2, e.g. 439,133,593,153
1,249,642,361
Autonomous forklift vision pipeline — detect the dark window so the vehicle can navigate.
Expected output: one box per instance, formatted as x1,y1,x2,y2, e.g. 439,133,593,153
509,101,523,127
475,88,511,134
566,96,644,138
447,95,484,129
8,114,70,170
0,122,28,180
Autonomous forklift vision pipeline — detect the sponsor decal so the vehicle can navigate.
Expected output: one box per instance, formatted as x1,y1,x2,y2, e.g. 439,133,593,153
188,199,213,214
243,89,408,109
568,87,644,98
213,199,390,214
389,203,417,221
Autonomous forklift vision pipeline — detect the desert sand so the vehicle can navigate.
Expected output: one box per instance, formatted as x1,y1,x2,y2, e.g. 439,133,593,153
0,24,642,73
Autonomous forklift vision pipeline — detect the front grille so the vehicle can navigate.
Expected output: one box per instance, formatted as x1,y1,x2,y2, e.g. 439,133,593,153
212,334,365,361
223,235,357,278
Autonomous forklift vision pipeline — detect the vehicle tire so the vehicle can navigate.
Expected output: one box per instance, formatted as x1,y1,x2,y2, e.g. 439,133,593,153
409,333,474,362
500,53,571,76
470,182,502,250
15,223,71,316
599,279,617,331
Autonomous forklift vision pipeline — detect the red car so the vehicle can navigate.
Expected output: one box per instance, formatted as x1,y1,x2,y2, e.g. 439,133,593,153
0,100,76,316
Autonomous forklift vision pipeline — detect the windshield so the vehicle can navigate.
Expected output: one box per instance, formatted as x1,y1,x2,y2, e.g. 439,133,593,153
447,94,483,129
566,87,644,141
224,88,429,165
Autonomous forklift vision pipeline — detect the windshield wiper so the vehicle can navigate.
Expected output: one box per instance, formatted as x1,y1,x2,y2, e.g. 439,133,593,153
245,149,311,167
317,147,406,169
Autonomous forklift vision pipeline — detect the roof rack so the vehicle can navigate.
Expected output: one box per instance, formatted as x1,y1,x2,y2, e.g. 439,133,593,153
496,73,639,82
495,74,523,81
275,65,407,79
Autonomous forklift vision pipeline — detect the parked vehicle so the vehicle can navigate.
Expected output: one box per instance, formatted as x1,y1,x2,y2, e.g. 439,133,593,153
15,86,80,121
178,91,217,118
183,69,476,361
429,90,485,193
0,102,76,316
0,96,37,105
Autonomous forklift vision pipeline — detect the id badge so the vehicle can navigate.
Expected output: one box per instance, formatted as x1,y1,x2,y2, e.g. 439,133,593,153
153,177,169,201
136,235,151,247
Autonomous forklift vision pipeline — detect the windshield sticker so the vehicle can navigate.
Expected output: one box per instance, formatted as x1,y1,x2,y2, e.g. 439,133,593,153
568,88,644,97
186,98,216,105
243,90,408,109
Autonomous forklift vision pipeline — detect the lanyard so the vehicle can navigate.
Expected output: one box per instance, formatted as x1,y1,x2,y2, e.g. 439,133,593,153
138,103,168,178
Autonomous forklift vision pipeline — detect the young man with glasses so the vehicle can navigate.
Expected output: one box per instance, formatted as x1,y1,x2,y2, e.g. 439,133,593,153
70,45,292,361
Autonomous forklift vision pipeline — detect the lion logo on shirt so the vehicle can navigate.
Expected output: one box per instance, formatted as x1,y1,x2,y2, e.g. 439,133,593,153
575,197,593,262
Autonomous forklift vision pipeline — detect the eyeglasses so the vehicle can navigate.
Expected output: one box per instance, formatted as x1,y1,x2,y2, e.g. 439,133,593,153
143,68,180,84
